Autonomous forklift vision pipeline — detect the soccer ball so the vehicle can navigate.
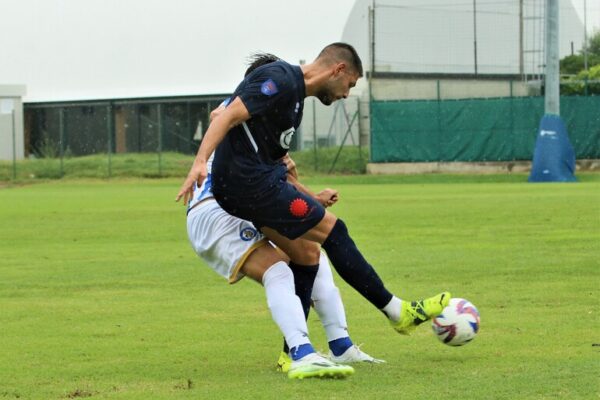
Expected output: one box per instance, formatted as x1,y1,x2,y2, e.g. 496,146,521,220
431,298,480,346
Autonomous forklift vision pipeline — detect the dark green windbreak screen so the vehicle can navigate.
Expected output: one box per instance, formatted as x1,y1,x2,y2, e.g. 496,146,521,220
370,96,599,162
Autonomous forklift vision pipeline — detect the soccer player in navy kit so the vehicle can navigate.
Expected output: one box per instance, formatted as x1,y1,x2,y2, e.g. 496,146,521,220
177,43,450,373
186,54,382,380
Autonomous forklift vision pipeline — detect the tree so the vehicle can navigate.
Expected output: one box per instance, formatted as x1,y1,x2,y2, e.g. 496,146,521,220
587,30,600,56
560,30,600,75
560,30,600,95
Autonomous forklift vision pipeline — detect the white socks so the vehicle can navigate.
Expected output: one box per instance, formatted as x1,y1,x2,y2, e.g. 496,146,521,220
311,252,350,342
382,296,402,323
262,261,310,350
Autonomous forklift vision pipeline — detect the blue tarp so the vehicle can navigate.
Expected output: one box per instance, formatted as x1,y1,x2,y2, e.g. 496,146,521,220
528,114,576,182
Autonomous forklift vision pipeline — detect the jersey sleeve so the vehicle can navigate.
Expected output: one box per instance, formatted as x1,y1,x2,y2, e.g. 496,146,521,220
237,65,294,117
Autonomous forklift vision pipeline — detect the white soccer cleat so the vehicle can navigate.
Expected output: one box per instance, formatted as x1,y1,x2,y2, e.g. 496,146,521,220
329,345,386,364
287,353,354,379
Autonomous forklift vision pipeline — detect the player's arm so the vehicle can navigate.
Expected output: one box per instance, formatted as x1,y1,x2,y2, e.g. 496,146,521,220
175,97,250,203
209,99,229,122
281,154,298,179
282,154,338,208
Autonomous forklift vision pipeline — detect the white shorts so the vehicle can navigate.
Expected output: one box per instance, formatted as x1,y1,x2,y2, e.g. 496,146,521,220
186,199,268,284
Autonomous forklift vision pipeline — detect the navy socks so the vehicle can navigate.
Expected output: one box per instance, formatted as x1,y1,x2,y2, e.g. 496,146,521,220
322,219,394,309
329,336,353,356
288,262,319,319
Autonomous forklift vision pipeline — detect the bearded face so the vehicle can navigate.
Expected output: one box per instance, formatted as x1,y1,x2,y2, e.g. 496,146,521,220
316,79,343,106
316,87,334,105
316,69,360,106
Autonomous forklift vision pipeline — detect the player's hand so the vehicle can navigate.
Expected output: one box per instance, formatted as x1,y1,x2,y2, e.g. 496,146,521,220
316,188,339,208
281,154,298,178
175,162,208,204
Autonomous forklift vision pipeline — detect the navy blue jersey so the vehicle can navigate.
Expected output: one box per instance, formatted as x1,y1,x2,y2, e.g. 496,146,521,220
212,61,305,197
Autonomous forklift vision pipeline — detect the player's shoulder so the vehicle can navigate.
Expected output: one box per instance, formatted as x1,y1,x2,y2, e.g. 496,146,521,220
254,59,292,74
248,60,298,83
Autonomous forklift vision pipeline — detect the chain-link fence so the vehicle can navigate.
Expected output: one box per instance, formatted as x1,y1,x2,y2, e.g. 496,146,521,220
0,94,365,180
15,98,216,179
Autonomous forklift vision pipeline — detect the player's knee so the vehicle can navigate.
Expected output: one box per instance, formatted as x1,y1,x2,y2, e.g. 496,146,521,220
334,218,349,235
322,217,349,248
262,261,294,292
305,242,321,264
289,241,321,265
264,263,296,312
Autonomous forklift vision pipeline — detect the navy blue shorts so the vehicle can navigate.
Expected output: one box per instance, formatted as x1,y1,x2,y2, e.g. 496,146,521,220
214,179,326,240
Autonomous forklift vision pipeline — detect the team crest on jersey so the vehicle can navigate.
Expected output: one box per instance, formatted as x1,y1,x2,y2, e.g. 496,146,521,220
280,127,295,149
240,226,258,241
261,79,278,96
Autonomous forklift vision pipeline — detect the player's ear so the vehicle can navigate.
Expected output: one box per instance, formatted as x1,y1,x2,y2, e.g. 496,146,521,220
333,62,346,77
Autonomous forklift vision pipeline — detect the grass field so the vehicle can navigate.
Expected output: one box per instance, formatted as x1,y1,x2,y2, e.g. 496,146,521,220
1,175,599,399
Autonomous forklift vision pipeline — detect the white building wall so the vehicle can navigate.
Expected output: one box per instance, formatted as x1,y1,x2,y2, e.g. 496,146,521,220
0,85,26,161
371,78,536,101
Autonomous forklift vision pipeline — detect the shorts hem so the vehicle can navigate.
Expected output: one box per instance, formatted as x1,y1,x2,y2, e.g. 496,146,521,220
228,238,270,284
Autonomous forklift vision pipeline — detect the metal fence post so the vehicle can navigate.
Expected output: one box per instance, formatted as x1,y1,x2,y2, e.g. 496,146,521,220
436,80,442,162
12,109,16,180
157,103,163,176
509,80,515,160
59,107,64,177
107,104,112,178
356,97,363,166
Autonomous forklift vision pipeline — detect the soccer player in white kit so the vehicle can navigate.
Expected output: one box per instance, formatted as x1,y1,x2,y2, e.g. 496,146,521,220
186,152,383,379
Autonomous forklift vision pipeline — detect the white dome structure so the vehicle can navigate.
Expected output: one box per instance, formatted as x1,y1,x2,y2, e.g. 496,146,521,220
342,0,585,77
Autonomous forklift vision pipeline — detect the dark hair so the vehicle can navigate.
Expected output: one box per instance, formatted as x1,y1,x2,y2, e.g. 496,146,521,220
245,52,280,76
317,42,363,77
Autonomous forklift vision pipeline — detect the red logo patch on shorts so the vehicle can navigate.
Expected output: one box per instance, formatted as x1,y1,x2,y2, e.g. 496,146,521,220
289,198,309,218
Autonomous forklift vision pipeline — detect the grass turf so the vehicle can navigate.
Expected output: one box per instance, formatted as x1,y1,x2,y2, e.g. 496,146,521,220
0,176,598,399
0,147,367,181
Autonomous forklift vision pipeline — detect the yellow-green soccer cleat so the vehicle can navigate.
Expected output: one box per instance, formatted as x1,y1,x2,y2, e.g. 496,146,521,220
392,292,451,335
276,351,292,373
287,353,355,380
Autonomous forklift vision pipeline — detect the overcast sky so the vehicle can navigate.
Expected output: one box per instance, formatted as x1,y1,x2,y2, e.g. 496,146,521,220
1,0,598,102
0,0,354,102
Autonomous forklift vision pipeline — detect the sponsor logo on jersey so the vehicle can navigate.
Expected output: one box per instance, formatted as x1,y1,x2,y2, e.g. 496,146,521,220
261,79,278,96
240,226,258,241
280,127,295,149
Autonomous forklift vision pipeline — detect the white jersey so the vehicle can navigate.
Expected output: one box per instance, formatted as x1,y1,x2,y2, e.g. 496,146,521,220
186,152,267,283
187,152,215,214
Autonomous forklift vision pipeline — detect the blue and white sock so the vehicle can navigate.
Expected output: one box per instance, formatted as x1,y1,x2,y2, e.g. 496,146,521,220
329,337,354,357
290,343,316,361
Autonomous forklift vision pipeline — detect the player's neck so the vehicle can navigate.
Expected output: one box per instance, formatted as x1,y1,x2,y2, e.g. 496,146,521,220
300,63,331,98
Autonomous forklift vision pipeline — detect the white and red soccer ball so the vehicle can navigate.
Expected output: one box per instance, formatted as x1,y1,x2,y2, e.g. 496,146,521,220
432,298,480,346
